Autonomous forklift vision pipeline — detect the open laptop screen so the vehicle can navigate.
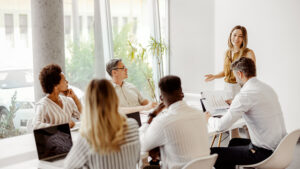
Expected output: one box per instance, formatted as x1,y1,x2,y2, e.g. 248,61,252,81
126,112,142,127
33,123,72,160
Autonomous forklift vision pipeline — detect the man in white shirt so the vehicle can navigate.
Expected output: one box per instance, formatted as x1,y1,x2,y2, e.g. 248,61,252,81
140,75,210,169
106,59,157,114
206,57,287,169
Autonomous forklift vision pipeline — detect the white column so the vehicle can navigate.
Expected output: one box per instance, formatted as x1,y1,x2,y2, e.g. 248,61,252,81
94,0,114,78
94,0,106,78
149,0,162,99
72,0,80,45
31,0,65,101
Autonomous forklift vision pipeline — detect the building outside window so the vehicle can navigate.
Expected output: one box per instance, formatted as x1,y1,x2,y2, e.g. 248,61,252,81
19,14,28,47
4,14,14,47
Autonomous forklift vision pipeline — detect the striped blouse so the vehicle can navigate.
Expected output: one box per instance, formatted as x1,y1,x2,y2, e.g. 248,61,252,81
64,118,140,169
33,95,80,129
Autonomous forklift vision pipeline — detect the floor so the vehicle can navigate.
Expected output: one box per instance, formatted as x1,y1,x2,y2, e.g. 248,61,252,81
210,130,300,169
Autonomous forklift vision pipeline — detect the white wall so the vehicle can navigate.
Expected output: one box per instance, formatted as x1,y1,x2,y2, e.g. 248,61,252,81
169,0,215,93
214,0,300,131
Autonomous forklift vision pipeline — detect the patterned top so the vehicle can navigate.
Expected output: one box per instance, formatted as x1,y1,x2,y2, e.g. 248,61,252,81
33,95,80,129
64,118,140,169
224,48,250,83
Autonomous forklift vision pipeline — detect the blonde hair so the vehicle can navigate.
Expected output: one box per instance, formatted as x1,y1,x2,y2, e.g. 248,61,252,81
227,25,249,57
80,79,127,154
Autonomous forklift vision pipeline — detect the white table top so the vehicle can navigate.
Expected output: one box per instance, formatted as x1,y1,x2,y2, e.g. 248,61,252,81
0,96,246,169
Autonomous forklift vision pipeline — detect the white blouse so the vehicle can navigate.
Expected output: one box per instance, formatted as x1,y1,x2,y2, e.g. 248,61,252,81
33,95,80,129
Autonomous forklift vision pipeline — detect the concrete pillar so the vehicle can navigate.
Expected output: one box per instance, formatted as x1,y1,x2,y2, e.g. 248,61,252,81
31,0,65,101
94,0,106,78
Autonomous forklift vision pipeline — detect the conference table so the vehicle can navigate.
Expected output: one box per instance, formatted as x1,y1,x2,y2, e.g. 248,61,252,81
0,92,246,169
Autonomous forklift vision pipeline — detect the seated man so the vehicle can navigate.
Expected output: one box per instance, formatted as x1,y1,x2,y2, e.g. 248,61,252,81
106,58,157,114
140,75,210,169
207,57,287,169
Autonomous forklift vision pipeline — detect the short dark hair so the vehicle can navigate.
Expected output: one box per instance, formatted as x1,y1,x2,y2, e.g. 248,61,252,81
39,64,62,94
231,57,256,78
106,58,122,77
159,75,182,95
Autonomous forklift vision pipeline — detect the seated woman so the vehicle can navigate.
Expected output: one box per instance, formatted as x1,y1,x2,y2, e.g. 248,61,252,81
33,64,82,129
64,79,140,169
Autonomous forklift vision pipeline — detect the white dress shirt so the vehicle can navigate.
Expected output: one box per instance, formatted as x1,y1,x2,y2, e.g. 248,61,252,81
208,77,287,151
140,100,210,169
112,81,146,107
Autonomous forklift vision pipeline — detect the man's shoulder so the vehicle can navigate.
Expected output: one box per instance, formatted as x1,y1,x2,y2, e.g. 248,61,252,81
156,106,204,123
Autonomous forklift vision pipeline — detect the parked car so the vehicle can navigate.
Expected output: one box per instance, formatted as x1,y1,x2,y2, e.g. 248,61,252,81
0,68,84,131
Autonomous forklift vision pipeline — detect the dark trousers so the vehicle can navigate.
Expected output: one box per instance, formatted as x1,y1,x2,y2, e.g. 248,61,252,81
210,138,273,169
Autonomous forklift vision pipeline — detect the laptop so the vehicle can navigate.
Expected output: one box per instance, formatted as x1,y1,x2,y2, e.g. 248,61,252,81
33,123,73,168
126,112,142,127
200,92,225,118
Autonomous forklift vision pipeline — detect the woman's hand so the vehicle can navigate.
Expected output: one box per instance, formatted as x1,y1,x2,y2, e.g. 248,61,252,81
204,74,216,82
69,120,75,128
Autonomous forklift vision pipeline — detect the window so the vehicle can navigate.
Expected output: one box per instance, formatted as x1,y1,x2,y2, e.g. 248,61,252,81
64,15,71,35
122,17,128,26
0,1,34,139
64,0,95,93
20,119,28,127
110,0,155,100
4,14,14,47
87,16,94,34
112,16,119,33
19,14,28,47
133,17,137,34
79,16,83,34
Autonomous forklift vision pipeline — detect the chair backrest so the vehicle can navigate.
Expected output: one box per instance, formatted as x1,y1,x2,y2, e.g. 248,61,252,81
242,129,300,169
182,154,218,169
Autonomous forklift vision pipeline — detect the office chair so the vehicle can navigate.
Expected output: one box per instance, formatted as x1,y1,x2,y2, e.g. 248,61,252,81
182,154,218,169
238,129,300,169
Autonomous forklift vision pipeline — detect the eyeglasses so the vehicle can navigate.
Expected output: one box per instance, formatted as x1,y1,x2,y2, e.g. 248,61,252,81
113,66,127,70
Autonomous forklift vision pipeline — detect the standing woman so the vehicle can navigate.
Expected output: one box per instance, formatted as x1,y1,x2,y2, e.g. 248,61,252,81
64,79,140,169
205,25,256,99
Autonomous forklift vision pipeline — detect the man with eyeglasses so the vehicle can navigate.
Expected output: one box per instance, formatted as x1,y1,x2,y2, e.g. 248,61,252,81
106,58,157,114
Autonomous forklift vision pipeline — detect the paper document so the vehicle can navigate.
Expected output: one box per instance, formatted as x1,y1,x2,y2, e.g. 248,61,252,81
201,91,230,110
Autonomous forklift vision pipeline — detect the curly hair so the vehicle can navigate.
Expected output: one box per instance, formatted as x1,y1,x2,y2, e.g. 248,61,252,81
39,64,62,94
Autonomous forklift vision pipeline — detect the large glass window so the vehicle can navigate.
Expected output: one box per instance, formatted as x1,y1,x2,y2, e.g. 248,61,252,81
4,14,15,47
63,0,95,93
110,0,154,100
0,0,33,139
19,14,28,47
110,0,167,101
